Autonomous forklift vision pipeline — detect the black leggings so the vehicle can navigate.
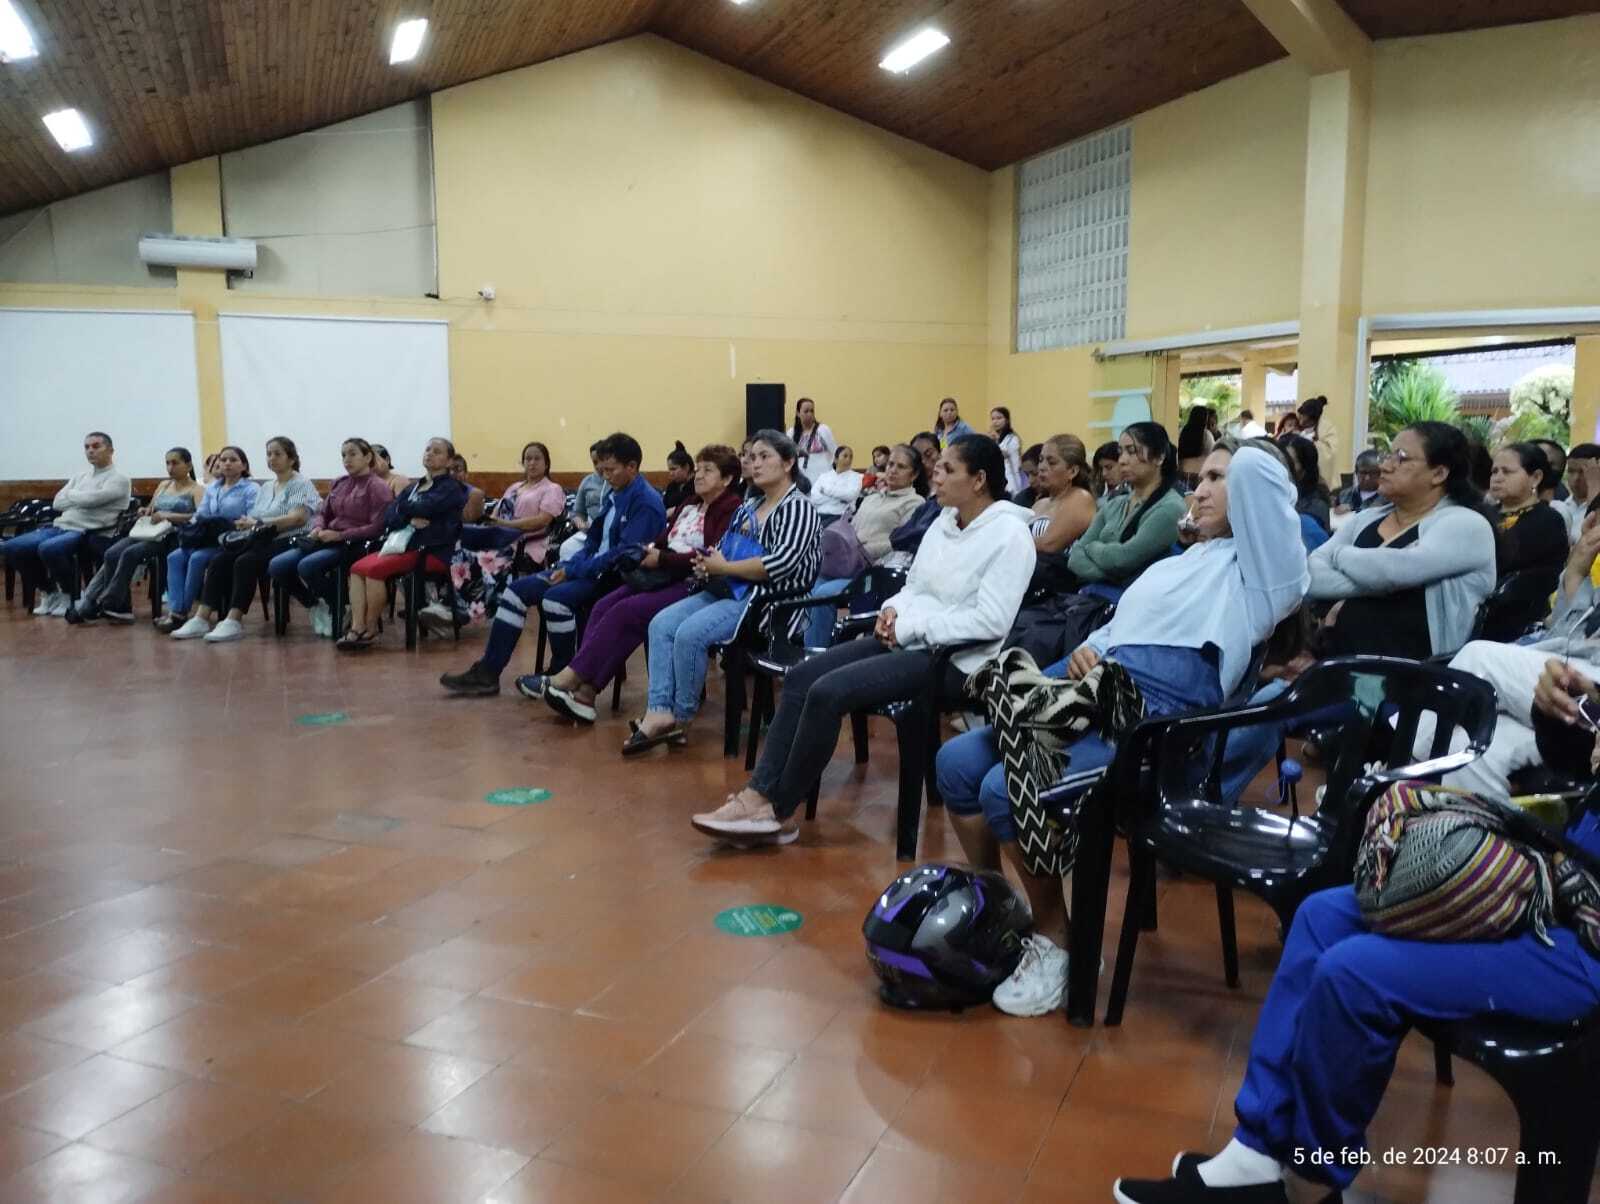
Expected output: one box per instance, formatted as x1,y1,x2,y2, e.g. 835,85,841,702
748,637,965,819
201,536,293,615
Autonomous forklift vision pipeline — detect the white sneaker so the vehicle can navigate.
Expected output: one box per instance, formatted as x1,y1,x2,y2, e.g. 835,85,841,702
47,593,71,617
310,601,332,638
203,617,244,642
170,615,211,640
991,933,1069,1017
691,795,782,839
32,590,63,616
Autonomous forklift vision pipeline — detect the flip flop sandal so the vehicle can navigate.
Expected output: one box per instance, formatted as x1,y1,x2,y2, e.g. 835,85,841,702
622,724,685,757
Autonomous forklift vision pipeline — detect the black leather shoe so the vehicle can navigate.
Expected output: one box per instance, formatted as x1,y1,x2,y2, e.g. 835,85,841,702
439,662,500,696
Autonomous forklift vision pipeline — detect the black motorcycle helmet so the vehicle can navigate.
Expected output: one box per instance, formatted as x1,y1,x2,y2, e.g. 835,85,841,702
862,863,1031,1010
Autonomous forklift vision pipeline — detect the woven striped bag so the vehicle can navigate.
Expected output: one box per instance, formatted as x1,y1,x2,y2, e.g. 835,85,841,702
1354,781,1557,946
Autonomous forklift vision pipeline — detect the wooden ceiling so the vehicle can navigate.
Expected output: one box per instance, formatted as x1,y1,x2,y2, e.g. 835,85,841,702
2,0,1598,217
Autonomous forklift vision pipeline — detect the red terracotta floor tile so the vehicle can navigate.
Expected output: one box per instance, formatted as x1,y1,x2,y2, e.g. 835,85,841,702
216,962,369,1021
386,937,538,993
300,976,468,1041
622,1033,794,1113
207,1025,377,1101
82,1078,282,1168
882,1081,1065,1170
750,1051,919,1143
482,1157,657,1204
0,1121,66,1179
19,984,196,1054
540,1093,737,1190
0,1140,178,1204
481,951,629,1011
419,1065,607,1155
0,1053,185,1141
662,1115,872,1203
839,1146,1028,1204
108,1004,282,1077
50,929,204,985
123,947,289,1000
685,985,840,1053
194,1104,405,1198
0,1031,93,1097
312,1131,530,1204
508,1013,681,1089
305,1042,495,1127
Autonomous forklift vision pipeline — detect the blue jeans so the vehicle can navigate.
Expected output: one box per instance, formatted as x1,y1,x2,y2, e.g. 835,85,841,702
1234,886,1600,1188
802,576,852,648
268,545,349,608
937,645,1223,841
645,591,744,722
3,525,84,592
165,546,217,614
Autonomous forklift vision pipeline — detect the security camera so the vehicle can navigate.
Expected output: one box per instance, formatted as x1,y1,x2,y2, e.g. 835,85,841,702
478,284,496,301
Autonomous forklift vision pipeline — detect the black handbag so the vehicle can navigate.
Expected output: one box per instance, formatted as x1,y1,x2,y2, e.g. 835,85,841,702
621,567,675,592
177,516,231,549
219,524,276,549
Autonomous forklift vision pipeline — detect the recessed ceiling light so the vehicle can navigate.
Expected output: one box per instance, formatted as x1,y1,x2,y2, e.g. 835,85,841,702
879,27,949,74
389,18,428,65
0,0,38,62
42,108,91,152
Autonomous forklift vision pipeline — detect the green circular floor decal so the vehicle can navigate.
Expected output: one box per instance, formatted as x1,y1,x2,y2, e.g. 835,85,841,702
295,711,349,727
485,788,553,807
714,905,804,937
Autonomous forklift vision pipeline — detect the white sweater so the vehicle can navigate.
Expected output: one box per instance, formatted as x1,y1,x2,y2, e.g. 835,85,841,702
52,465,132,532
812,468,863,518
884,500,1035,672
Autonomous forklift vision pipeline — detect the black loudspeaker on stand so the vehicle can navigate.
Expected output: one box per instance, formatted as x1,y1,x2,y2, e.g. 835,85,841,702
745,383,786,437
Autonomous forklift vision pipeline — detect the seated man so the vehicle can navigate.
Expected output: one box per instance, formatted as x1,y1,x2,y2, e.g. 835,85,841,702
1113,660,1600,1204
1332,449,1382,518
440,432,665,696
2,431,130,616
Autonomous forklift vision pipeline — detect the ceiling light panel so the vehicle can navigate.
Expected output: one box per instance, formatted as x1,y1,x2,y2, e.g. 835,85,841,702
42,108,92,151
390,18,428,64
879,28,949,74
0,0,38,62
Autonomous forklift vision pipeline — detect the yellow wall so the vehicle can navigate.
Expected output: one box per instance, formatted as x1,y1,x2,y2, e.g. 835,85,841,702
1362,14,1600,314
433,35,990,468
1125,59,1309,340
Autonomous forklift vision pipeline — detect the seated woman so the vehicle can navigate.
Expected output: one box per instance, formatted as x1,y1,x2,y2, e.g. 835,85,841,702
157,446,259,633
812,445,863,523
339,437,468,650
69,446,204,624
691,435,1035,845
1012,442,1044,509
536,444,742,724
452,440,565,621
1488,440,1570,580
371,443,410,497
1177,404,1215,479
1029,434,1098,560
1279,433,1332,534
938,439,1307,1015
1091,439,1124,503
1065,421,1187,595
449,455,486,523
662,441,695,512
860,445,891,492
624,430,820,754
1113,665,1600,1204
267,438,392,637
171,437,321,642
801,443,929,648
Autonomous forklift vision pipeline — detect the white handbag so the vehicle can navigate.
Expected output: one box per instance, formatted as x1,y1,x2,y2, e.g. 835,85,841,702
379,526,415,556
129,517,173,542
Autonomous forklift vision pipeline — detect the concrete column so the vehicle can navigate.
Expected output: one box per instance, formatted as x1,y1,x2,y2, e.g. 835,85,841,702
1575,335,1600,445
1241,360,1268,420
169,158,229,454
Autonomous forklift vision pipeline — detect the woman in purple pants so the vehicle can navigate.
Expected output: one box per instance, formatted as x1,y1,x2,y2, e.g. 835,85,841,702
534,445,742,724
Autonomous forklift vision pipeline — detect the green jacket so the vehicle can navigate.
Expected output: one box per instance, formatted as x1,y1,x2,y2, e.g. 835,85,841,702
1066,486,1186,585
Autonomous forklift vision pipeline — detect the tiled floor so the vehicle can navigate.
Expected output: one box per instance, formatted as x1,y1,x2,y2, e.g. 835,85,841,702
0,603,1563,1202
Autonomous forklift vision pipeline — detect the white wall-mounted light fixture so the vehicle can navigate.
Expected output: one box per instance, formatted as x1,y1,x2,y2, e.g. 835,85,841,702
42,108,92,152
0,0,38,62
390,18,428,64
879,28,949,74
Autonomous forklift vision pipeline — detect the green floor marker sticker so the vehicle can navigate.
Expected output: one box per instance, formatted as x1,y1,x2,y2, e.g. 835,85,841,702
485,788,553,806
715,905,804,937
295,711,349,727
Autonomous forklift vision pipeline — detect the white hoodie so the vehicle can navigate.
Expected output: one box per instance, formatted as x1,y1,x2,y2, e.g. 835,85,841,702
884,500,1035,672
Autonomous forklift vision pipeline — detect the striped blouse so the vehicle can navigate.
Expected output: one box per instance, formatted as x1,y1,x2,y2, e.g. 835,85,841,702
745,483,822,640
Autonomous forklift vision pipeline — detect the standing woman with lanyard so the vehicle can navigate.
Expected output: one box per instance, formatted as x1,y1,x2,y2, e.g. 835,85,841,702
934,397,976,448
990,406,1024,495
791,397,836,484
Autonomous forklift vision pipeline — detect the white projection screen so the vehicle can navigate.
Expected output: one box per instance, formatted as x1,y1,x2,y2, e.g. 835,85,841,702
219,313,450,478
0,308,202,478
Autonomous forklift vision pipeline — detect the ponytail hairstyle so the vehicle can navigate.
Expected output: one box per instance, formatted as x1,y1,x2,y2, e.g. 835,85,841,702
790,397,818,445
946,432,1010,503
1406,421,1483,508
1044,434,1091,493
1178,405,1213,458
266,435,300,472
666,440,693,473
888,442,930,497
166,446,194,475
1297,395,1328,432
1123,421,1179,486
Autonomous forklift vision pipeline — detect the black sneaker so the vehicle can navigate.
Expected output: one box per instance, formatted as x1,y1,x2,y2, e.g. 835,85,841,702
1113,1176,1288,1203
64,604,92,625
439,661,500,696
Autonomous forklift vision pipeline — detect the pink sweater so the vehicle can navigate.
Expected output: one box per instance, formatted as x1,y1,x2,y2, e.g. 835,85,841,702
311,473,393,542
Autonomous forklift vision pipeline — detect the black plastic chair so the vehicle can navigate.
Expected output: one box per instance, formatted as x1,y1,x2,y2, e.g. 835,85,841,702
1470,567,1561,644
401,556,464,651
1419,1011,1600,1203
1055,656,1496,1027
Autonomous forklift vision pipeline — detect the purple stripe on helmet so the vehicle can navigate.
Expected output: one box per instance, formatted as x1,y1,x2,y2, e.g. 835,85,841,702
870,945,934,979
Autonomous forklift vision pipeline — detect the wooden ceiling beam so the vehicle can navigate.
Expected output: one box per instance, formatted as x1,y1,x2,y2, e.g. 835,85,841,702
1240,0,1371,74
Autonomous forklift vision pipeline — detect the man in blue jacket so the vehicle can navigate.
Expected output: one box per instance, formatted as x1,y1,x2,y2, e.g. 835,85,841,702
440,432,666,696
